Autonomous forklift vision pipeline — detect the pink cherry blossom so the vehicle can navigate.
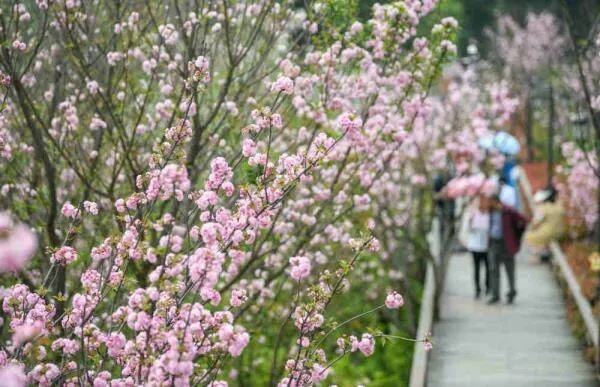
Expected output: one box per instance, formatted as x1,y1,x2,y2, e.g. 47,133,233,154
0,364,27,387
289,256,311,281
0,214,37,273
385,291,404,309
50,246,78,266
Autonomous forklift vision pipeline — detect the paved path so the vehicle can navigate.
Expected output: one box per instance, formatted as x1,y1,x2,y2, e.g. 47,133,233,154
427,252,596,387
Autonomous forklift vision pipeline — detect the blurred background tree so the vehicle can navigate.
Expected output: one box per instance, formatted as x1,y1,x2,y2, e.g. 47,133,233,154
351,0,600,56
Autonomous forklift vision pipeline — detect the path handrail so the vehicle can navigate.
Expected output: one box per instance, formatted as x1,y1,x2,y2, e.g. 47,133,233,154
519,170,598,348
408,219,439,387
549,241,599,347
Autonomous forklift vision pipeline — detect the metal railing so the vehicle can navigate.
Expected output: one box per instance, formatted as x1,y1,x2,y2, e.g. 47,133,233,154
519,172,598,348
408,219,440,387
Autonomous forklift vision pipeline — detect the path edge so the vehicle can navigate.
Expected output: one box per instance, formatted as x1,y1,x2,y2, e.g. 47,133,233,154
408,222,439,387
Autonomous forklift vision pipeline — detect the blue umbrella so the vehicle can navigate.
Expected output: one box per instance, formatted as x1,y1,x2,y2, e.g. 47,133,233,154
478,131,520,155
492,131,520,155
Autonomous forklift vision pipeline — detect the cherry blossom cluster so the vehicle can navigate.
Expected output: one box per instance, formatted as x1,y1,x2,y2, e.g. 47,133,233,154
556,142,599,232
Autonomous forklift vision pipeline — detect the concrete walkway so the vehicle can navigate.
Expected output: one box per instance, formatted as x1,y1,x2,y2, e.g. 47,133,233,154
427,252,596,387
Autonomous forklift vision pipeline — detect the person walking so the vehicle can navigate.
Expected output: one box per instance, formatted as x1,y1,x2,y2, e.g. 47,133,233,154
433,169,456,239
488,194,528,304
524,185,565,262
465,196,491,298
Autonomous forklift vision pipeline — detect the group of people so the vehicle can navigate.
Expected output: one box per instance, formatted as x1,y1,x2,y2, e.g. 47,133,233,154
463,177,526,304
462,174,565,304
434,149,567,305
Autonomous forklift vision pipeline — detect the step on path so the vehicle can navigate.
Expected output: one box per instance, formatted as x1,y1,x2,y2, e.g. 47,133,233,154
427,252,596,387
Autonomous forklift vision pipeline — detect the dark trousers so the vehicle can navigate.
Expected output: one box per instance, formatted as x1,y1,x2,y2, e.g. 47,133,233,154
471,251,489,293
489,239,516,299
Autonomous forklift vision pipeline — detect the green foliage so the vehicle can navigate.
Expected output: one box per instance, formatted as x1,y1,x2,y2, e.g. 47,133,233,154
238,159,263,185
311,0,359,48
418,0,464,43
326,284,418,386
357,0,386,21
332,340,413,386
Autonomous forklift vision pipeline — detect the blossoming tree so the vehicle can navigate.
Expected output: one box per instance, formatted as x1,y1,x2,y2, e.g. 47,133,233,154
0,0,466,385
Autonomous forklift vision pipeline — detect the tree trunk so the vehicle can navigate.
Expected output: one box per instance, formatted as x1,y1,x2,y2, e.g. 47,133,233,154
547,84,555,186
525,93,535,162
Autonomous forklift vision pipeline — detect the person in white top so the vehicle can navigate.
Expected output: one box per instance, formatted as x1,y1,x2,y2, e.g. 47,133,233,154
499,175,519,210
465,195,491,298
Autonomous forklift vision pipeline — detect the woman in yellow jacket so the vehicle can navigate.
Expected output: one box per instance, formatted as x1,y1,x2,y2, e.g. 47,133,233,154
524,186,565,258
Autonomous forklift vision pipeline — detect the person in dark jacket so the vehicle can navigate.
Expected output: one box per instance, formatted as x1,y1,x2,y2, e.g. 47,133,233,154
433,170,456,239
487,195,528,304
